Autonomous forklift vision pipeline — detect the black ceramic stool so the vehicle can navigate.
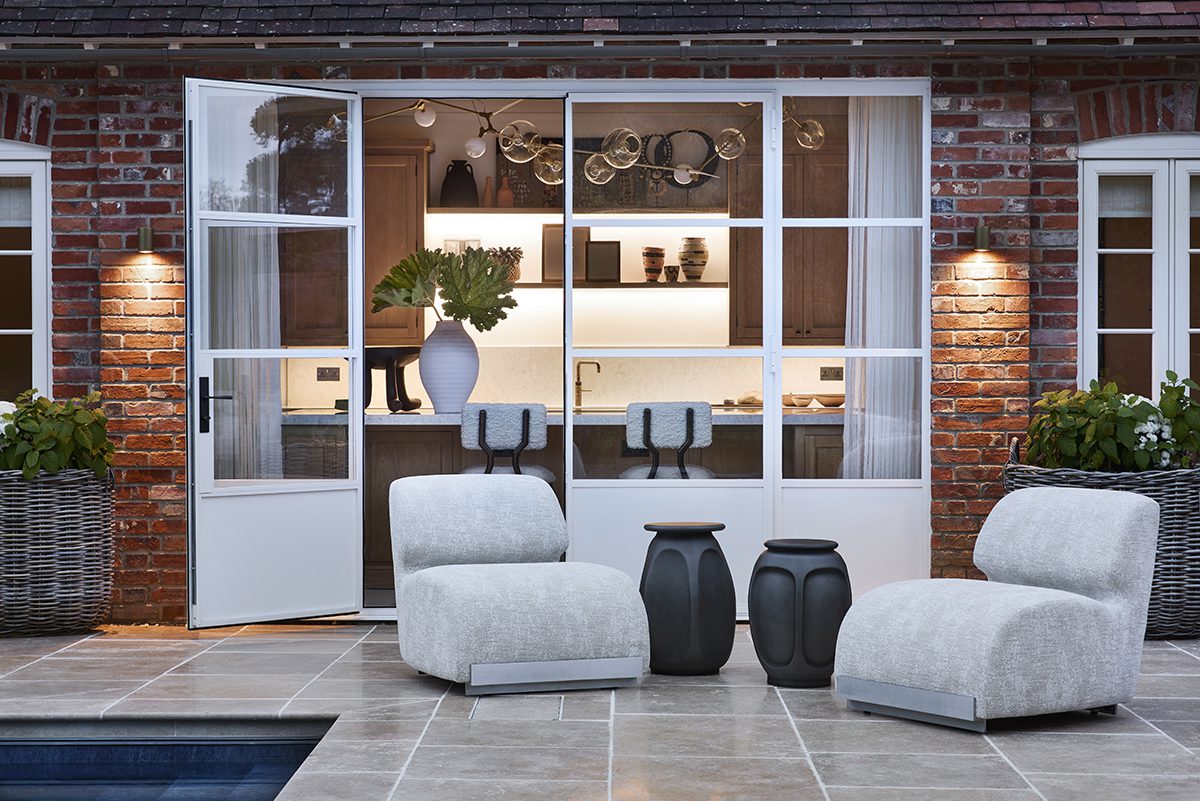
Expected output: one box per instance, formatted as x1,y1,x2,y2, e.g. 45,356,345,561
748,539,852,688
639,522,736,675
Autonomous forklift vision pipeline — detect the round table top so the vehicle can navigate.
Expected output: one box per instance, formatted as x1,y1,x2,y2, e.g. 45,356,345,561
764,538,840,552
644,521,726,534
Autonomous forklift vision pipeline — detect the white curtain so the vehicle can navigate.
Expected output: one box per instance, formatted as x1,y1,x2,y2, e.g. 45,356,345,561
211,99,285,481
842,97,922,479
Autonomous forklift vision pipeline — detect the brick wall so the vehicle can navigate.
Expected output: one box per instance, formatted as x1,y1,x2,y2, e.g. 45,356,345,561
0,52,1196,622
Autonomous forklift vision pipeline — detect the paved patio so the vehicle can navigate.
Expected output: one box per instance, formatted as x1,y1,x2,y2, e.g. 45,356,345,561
0,623,1198,800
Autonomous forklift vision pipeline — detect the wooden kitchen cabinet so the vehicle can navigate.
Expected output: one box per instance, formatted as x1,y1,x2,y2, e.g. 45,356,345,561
364,146,431,347
783,424,845,479
729,99,849,346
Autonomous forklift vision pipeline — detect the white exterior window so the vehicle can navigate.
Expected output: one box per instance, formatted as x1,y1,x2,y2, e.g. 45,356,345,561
1081,136,1200,399
0,141,50,401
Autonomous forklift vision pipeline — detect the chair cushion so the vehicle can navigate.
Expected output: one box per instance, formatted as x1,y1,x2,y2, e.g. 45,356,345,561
618,464,716,480
834,578,1136,719
461,464,556,484
399,562,650,683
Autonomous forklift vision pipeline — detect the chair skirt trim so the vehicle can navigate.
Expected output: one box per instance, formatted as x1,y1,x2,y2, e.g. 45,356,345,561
835,675,985,732
466,656,644,696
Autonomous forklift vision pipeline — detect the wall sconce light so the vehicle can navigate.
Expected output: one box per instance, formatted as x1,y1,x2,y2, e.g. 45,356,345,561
137,226,154,254
973,224,991,252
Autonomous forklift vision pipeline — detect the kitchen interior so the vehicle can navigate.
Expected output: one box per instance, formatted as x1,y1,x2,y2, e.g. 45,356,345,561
268,95,872,606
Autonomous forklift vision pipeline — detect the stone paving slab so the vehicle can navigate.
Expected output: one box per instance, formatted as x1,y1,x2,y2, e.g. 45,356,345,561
0,624,1197,800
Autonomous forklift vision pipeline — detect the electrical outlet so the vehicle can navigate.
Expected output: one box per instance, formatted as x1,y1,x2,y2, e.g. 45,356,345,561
820,366,843,381
316,367,340,382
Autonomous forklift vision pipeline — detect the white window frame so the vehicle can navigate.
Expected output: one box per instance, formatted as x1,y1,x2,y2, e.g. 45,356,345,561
0,140,51,399
1080,135,1200,399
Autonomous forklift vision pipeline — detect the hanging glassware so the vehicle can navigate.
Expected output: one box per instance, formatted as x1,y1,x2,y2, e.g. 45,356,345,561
714,127,747,160
672,164,695,186
413,101,437,128
584,152,617,185
532,143,565,185
793,119,826,150
464,132,488,159
498,120,542,164
601,127,643,169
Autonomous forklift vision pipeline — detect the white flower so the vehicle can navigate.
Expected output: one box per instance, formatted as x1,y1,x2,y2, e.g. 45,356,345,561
0,401,14,419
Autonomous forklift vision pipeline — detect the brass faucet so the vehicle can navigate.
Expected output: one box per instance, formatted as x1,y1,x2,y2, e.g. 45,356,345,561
574,360,601,408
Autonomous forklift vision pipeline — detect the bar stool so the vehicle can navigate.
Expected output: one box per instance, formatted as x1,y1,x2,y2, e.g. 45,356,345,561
618,402,715,479
461,403,555,483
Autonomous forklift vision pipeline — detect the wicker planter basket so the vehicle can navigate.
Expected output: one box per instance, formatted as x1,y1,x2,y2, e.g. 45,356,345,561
1004,453,1200,639
0,469,114,637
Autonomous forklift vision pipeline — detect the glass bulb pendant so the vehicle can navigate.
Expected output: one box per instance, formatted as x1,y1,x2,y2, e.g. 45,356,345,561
413,102,436,128
601,127,643,169
794,119,826,150
673,164,695,186
584,152,617,185
532,144,565,185
498,120,542,164
464,134,487,159
715,127,747,160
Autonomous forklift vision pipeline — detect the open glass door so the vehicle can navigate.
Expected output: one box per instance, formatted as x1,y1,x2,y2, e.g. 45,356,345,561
186,79,363,627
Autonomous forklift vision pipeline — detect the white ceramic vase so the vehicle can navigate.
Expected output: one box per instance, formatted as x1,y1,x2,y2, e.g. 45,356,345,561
418,320,479,414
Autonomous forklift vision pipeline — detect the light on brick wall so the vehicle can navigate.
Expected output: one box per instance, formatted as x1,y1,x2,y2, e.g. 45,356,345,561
137,226,155,254
973,224,990,253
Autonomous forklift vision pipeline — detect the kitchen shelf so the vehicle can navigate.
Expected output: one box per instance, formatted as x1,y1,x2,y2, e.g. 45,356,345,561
427,207,563,214
514,281,729,289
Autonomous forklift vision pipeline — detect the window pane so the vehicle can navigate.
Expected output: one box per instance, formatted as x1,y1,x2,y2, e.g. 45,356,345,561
0,255,31,329
0,177,32,249
1191,175,1200,248
208,226,348,349
201,89,349,216
0,334,32,399
213,357,349,482
571,357,762,480
783,356,921,480
572,228,755,349
780,226,920,348
1098,334,1153,397
1098,176,1152,249
1098,253,1152,329
571,101,762,215
783,96,920,219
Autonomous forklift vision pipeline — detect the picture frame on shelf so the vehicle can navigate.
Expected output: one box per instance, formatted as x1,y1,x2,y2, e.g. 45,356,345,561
585,241,621,283
542,224,591,283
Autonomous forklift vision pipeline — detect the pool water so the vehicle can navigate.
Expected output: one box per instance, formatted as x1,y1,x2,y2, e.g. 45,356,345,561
0,739,318,800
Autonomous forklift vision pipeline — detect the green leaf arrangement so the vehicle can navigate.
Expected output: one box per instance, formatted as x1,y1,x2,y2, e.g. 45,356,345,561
371,247,517,332
0,390,115,480
1024,372,1200,472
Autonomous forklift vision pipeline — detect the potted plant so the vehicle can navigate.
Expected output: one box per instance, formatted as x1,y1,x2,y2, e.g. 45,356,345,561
0,390,116,637
371,247,517,414
1005,373,1200,637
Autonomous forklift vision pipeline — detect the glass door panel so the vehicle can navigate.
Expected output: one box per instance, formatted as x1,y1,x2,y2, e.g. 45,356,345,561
0,173,41,398
187,78,361,627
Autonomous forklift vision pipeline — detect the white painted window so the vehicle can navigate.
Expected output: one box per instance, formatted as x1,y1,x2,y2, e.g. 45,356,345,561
0,141,50,401
1080,137,1200,398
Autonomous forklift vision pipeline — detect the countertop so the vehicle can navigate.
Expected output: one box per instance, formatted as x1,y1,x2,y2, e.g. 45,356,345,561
281,408,845,426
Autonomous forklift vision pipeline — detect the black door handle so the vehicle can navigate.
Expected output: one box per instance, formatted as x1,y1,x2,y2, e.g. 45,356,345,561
198,376,234,434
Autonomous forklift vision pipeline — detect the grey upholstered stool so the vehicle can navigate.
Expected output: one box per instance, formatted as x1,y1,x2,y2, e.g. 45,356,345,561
460,403,555,483
391,474,650,695
619,402,716,480
834,486,1160,731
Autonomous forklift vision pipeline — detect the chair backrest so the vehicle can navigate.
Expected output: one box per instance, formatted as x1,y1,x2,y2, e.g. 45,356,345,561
389,473,567,585
974,486,1159,611
625,402,713,450
460,403,548,451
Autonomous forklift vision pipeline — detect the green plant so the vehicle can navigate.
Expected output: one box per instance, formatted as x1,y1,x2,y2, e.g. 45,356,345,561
371,247,517,332
0,390,115,480
1024,372,1200,471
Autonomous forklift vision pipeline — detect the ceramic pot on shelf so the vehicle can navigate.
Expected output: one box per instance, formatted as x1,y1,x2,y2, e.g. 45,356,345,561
440,160,478,207
664,264,680,283
496,175,515,208
482,176,495,208
679,237,709,281
642,246,665,282
418,320,479,414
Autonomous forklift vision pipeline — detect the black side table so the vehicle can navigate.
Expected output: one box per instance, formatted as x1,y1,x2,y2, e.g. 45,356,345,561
748,538,851,688
639,521,736,675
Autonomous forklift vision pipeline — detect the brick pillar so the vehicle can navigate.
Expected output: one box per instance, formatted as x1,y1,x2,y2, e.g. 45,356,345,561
929,59,1033,578
95,63,188,623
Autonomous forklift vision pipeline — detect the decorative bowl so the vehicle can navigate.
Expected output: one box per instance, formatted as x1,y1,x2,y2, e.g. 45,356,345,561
783,394,813,407
814,394,845,408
